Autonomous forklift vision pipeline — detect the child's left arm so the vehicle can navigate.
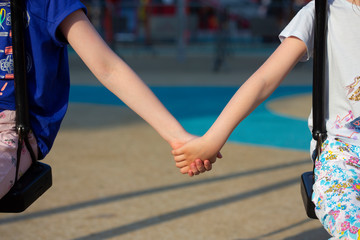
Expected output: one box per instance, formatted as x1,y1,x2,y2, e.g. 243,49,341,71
59,10,204,158
173,36,308,176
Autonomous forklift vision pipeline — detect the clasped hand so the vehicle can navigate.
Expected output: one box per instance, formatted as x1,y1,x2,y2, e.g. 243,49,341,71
171,136,222,177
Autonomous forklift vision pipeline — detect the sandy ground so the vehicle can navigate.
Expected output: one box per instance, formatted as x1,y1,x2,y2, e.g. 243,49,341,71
0,52,330,240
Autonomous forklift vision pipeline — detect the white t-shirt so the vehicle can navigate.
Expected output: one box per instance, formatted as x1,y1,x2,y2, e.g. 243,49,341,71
280,0,360,150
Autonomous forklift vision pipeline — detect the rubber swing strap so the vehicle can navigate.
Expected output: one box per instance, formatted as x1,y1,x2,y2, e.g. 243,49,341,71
11,0,36,184
312,0,328,168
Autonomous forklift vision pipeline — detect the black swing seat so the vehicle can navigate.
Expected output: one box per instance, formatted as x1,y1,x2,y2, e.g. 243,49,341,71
0,161,52,213
301,171,317,219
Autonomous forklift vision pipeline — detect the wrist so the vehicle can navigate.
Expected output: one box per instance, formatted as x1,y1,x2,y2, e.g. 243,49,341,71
166,127,195,149
203,129,227,151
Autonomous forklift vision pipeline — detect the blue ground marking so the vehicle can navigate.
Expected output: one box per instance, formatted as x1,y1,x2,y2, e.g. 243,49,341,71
70,85,312,151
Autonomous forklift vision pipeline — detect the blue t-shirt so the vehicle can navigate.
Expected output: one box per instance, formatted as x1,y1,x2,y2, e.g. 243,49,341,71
0,1,14,109
0,0,86,159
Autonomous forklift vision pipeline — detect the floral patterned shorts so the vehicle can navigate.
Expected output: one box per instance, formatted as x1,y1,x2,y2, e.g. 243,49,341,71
0,110,37,199
313,137,360,240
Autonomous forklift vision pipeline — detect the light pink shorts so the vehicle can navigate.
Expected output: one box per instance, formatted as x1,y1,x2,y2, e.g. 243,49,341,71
0,110,38,199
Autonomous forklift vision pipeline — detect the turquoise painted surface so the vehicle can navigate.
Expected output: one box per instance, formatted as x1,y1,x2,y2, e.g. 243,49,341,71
70,85,312,151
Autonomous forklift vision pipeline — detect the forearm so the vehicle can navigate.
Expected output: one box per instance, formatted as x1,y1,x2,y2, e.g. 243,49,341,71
205,37,306,147
98,56,187,144
204,73,272,147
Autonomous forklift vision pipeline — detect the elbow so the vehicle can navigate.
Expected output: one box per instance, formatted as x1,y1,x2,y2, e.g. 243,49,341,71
92,57,118,86
253,75,281,103
87,47,122,85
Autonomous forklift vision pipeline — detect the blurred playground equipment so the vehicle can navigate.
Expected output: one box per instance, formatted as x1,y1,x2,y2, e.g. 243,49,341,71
82,0,310,68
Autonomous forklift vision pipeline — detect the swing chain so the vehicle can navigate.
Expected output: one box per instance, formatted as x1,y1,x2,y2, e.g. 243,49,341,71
312,131,327,173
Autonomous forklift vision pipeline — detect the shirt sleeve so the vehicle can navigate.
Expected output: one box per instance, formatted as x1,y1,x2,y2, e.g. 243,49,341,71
279,1,315,62
46,0,87,46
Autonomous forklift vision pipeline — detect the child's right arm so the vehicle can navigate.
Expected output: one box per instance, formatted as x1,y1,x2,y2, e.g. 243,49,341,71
59,9,219,172
172,36,308,176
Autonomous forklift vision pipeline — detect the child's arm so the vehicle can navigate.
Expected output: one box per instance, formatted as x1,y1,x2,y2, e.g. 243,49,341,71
173,36,307,175
59,10,213,164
